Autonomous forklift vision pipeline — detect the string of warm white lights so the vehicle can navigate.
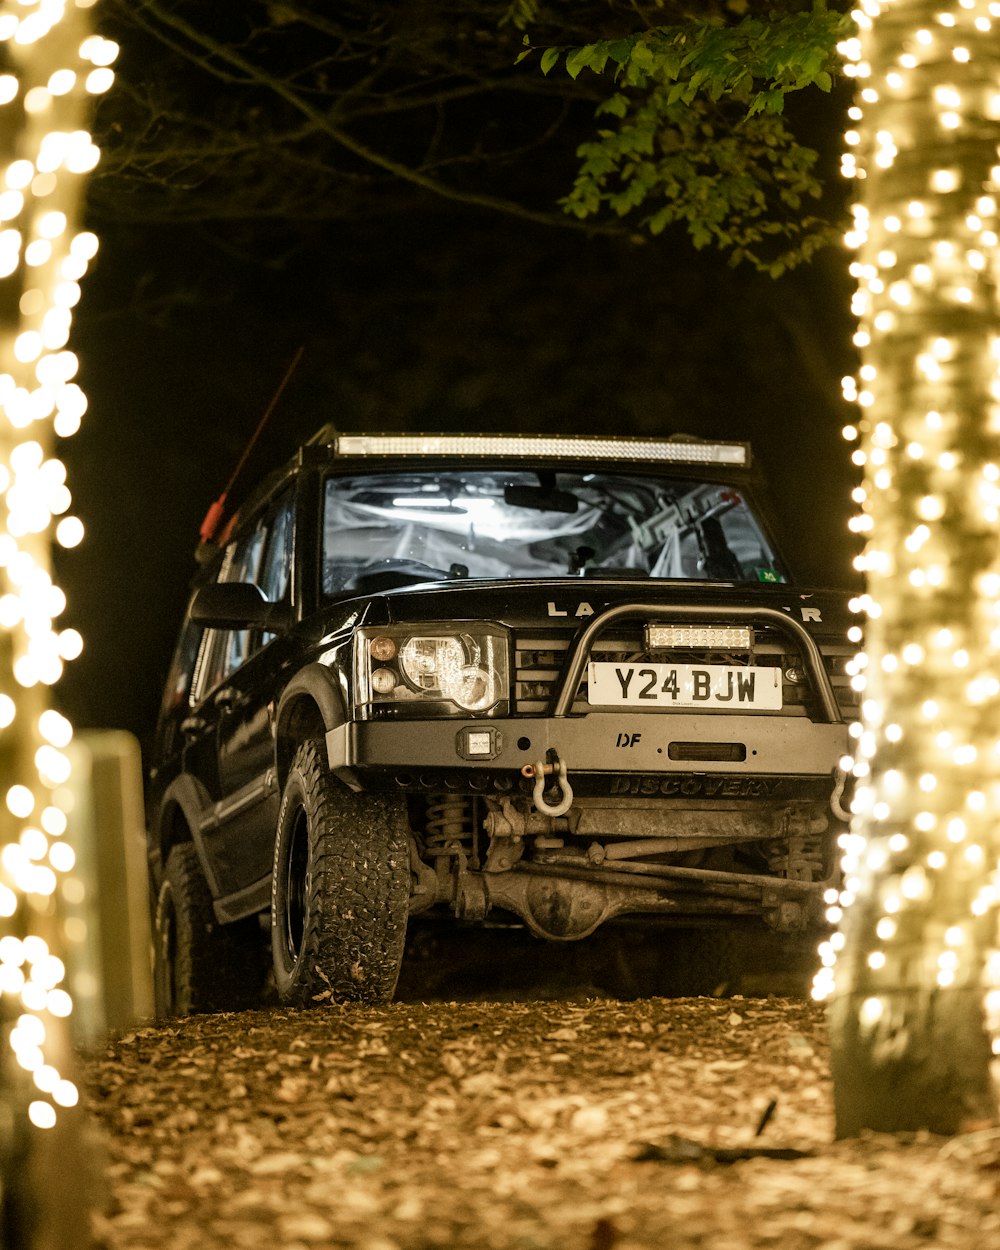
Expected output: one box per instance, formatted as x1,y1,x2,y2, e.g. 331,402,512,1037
815,0,1000,1068
0,0,114,1135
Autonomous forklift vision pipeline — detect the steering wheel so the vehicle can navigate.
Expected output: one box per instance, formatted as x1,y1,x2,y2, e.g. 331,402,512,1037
343,559,450,592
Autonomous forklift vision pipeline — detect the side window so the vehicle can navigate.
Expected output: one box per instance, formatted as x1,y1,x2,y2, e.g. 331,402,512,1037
259,501,293,604
223,522,268,674
195,532,259,696
258,501,293,646
194,491,295,697
160,607,203,717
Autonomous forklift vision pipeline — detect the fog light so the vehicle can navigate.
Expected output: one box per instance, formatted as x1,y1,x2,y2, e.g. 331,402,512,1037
371,667,397,693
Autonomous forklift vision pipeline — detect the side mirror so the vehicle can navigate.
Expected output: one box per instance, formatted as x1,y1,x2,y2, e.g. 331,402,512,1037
191,583,291,632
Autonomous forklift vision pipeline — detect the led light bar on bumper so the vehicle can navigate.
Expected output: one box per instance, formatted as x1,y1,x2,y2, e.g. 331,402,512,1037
357,625,510,715
331,433,750,466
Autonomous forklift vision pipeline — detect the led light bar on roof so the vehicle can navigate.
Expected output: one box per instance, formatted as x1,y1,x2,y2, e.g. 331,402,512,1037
332,433,750,467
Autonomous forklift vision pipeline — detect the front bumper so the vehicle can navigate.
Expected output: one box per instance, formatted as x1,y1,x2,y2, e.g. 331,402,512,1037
326,711,850,795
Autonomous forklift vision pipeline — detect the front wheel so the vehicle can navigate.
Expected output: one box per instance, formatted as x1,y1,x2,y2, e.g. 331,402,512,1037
271,739,410,1006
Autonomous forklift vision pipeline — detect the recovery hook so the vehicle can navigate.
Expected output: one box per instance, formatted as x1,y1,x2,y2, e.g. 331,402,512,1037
522,757,574,818
830,765,851,823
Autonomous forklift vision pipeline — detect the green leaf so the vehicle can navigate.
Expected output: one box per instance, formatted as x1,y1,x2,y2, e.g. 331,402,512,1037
539,46,561,76
565,44,598,80
630,41,655,69
595,94,629,119
605,39,634,66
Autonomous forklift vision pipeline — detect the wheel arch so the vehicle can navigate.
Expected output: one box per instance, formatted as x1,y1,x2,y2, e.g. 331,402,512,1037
275,662,348,792
152,773,211,888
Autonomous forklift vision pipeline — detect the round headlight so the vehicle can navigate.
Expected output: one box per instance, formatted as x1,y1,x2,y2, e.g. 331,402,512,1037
399,636,465,691
441,664,495,712
397,635,498,709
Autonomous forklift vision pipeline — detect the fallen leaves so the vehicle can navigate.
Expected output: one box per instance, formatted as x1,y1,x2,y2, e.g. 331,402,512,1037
79,994,1000,1250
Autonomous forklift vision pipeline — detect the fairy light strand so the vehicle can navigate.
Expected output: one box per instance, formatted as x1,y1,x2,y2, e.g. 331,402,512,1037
0,0,114,1131
815,0,1000,1061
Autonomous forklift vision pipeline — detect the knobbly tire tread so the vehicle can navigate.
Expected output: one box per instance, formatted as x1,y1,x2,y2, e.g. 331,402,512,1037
154,842,265,1017
271,738,410,1007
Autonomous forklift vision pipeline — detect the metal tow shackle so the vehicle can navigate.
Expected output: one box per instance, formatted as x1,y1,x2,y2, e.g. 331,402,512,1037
521,757,574,818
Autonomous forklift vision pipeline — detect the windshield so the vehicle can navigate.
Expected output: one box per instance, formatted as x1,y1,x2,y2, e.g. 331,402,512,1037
322,469,786,596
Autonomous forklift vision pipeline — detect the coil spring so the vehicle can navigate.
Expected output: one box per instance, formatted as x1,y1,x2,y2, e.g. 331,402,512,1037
765,833,826,881
424,794,474,860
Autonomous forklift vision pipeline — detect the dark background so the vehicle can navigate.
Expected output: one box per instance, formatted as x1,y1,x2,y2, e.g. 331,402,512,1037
52,8,861,754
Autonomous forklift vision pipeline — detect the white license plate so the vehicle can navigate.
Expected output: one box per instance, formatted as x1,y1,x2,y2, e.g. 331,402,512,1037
587,662,782,710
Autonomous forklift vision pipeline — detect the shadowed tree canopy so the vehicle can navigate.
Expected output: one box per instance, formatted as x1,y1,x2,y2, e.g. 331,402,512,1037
58,0,860,743
90,0,851,274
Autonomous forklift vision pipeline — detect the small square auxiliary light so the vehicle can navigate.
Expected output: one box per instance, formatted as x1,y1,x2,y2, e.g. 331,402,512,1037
645,624,753,650
457,727,503,760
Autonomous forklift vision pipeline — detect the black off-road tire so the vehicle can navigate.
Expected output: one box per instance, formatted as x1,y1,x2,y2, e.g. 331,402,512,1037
154,842,266,1017
271,739,410,1006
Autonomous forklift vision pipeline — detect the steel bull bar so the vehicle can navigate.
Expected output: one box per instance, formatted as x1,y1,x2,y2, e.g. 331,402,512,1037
547,601,842,722
517,600,844,820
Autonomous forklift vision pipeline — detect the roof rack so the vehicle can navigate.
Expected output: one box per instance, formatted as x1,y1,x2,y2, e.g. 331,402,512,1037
308,428,751,467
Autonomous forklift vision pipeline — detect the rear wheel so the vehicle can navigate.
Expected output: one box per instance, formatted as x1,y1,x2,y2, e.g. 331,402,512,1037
154,843,265,1017
271,739,410,1006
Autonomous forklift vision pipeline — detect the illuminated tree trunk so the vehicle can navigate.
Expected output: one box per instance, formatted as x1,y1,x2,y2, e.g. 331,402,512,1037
820,0,1000,1135
0,3,115,1245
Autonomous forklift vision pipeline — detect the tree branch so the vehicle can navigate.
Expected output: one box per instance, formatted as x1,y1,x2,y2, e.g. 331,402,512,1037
120,0,631,235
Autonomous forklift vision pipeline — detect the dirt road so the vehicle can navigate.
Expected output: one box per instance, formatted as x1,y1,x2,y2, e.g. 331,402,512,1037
81,989,1000,1250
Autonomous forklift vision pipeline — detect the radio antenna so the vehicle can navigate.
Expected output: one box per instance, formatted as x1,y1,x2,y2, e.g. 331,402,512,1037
199,345,305,547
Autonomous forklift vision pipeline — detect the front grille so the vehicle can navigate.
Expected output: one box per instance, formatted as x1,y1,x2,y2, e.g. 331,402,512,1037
513,628,858,720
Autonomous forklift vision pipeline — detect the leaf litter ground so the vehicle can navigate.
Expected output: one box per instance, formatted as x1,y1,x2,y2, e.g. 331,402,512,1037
81,939,1000,1250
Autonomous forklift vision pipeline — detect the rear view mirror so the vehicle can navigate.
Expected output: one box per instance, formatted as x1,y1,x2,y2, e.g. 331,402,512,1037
503,483,579,514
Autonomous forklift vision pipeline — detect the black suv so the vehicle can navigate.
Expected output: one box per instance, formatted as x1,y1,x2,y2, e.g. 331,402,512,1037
147,430,854,1013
